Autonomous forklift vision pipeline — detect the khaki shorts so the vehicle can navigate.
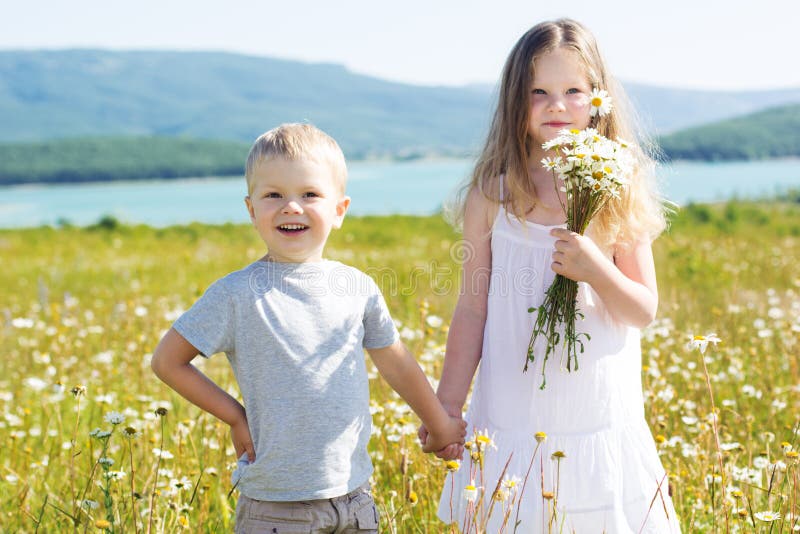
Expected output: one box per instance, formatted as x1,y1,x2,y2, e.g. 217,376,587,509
234,483,378,534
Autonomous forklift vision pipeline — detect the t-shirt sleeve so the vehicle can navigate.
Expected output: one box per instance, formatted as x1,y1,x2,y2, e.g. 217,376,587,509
362,277,400,349
173,278,234,358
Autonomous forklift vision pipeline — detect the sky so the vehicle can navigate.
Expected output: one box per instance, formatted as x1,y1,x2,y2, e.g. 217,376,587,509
2,0,800,91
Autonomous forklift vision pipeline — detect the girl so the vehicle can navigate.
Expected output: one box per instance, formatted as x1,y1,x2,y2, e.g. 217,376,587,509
420,19,681,533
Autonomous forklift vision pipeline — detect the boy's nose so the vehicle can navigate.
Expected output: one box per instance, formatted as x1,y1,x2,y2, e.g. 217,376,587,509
282,200,303,214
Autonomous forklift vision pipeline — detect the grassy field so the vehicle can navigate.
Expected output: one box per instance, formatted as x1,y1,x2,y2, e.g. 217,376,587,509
1,202,799,532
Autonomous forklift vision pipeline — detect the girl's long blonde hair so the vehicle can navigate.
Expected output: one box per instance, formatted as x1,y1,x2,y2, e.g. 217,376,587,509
450,18,667,248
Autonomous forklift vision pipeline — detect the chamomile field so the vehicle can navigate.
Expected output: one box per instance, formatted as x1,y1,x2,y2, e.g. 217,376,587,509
1,201,799,533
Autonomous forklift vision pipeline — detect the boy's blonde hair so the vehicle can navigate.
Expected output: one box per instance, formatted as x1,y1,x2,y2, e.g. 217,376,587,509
451,18,667,248
245,123,348,196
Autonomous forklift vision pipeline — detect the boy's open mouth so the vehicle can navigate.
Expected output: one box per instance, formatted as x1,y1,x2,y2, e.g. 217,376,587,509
277,224,309,234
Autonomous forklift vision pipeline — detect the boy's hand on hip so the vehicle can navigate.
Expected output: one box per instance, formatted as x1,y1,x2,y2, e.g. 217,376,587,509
231,417,255,463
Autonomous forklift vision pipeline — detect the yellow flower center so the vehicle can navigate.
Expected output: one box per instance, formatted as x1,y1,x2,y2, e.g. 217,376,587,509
569,129,580,134
575,153,585,159
591,97,603,107
593,171,604,179
591,154,601,161
693,335,705,341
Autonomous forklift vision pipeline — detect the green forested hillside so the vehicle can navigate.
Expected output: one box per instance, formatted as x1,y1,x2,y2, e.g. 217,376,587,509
0,137,249,184
658,104,800,160
1,48,799,185
3,50,800,149
0,50,489,157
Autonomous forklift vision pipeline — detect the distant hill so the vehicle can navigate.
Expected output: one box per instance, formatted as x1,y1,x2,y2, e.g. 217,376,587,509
624,85,800,134
658,104,800,160
2,49,800,150
1,50,800,185
0,49,490,158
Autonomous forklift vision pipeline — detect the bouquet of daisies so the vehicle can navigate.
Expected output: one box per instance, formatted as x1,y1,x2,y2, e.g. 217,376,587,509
523,91,633,388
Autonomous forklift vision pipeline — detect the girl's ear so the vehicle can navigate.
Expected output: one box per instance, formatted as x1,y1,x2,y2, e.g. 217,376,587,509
333,196,351,228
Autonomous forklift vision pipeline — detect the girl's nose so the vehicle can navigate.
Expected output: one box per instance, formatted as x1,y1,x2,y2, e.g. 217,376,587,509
546,95,566,112
282,200,303,214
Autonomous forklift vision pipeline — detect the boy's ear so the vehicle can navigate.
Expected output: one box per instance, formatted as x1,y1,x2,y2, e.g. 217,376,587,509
333,196,351,228
244,196,256,223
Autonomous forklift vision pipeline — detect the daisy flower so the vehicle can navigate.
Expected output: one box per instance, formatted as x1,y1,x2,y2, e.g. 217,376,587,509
474,429,497,452
589,88,613,117
688,333,721,354
463,481,479,502
445,460,461,472
754,510,781,522
541,157,561,170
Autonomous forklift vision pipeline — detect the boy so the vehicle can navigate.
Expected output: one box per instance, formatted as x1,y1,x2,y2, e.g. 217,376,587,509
151,123,465,533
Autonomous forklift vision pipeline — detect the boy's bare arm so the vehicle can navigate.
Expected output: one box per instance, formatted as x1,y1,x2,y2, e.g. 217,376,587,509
368,340,466,452
151,328,254,460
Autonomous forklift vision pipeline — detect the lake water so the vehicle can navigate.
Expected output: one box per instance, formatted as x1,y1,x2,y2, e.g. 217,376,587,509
1,159,799,228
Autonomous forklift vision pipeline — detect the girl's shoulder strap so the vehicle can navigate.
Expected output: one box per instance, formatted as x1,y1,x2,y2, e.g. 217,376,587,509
498,174,505,201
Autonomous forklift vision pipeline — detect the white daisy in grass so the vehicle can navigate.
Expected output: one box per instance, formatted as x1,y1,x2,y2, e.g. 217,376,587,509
754,510,781,522
688,333,721,354
153,448,174,460
589,88,613,117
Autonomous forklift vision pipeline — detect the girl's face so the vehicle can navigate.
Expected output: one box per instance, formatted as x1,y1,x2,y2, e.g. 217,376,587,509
527,47,593,150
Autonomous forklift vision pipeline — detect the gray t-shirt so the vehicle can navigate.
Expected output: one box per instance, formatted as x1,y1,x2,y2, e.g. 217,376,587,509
173,259,399,501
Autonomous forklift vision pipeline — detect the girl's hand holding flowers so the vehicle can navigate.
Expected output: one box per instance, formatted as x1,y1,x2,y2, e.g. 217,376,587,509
550,228,612,284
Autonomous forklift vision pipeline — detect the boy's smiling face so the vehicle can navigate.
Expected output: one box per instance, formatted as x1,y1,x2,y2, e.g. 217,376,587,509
245,157,350,263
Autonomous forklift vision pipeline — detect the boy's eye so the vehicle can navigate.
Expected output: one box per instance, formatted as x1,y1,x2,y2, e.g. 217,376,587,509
303,192,320,198
265,192,281,199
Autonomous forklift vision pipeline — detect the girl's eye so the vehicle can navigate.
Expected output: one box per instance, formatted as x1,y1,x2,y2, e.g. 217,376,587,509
566,88,581,94
532,88,546,95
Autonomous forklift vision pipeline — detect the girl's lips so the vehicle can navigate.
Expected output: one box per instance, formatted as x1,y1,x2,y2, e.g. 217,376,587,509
544,122,570,127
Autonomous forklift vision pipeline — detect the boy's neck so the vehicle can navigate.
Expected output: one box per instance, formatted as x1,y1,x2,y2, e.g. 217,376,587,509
259,253,328,265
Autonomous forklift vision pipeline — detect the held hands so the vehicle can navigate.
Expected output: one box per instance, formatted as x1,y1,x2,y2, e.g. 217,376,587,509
550,228,610,284
418,403,466,460
420,415,467,455
230,415,255,463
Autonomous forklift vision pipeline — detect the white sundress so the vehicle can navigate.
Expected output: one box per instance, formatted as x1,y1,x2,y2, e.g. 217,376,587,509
437,198,681,533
